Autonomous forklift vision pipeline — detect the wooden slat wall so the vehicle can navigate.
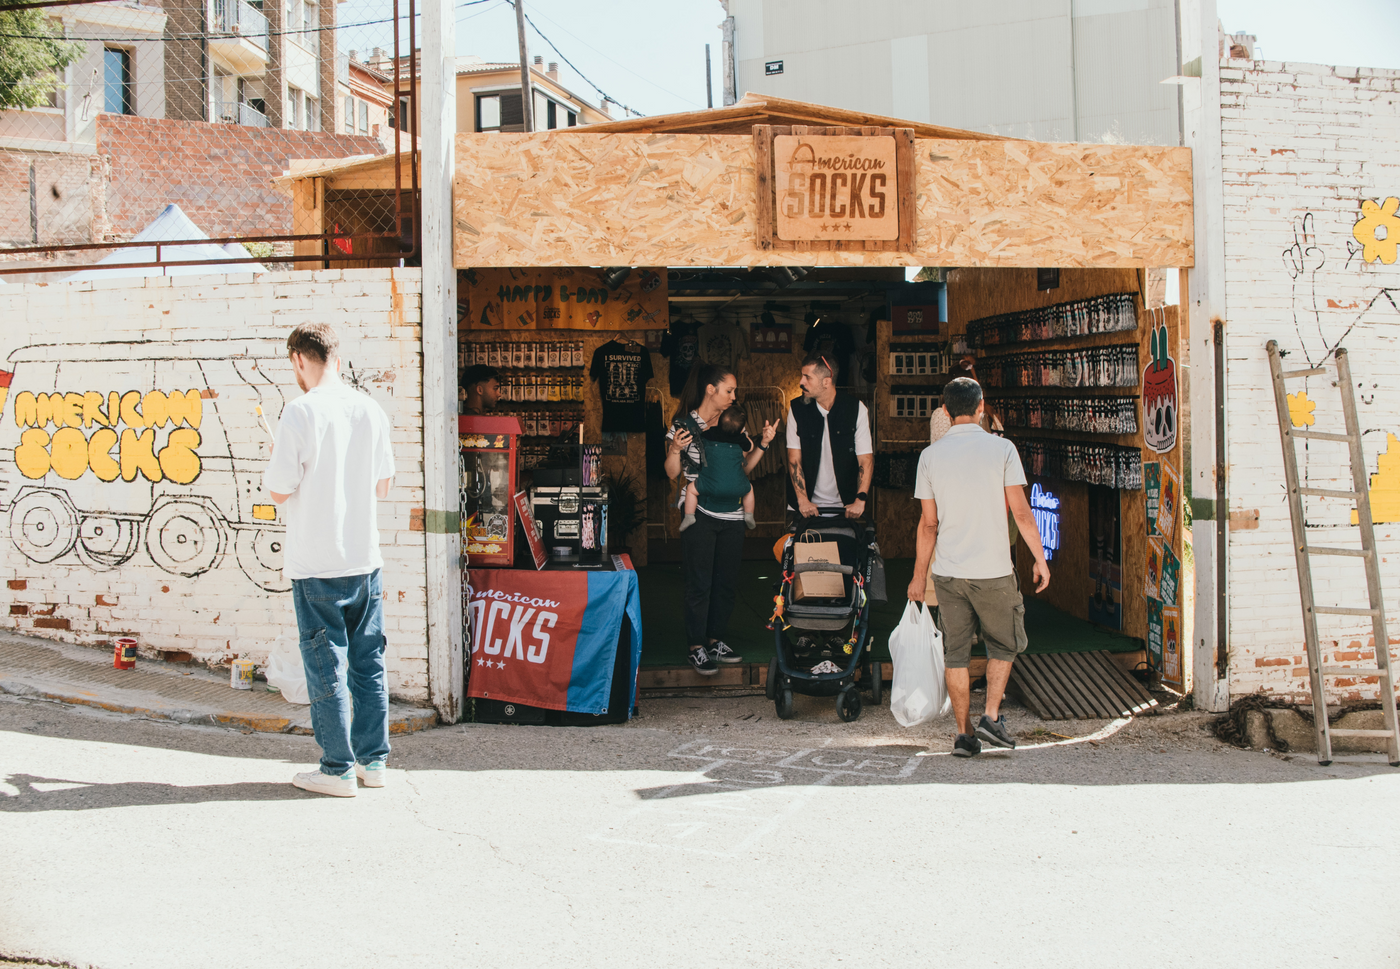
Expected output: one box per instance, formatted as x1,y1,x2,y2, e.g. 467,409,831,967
452,133,1193,269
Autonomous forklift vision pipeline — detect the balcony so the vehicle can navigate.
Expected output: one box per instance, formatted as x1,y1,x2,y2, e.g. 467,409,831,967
214,99,270,128
210,0,269,74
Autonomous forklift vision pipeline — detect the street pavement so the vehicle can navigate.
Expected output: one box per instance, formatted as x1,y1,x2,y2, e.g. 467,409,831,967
2,690,1398,969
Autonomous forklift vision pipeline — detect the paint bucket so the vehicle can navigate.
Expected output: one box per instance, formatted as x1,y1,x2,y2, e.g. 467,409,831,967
113,638,138,670
230,658,255,690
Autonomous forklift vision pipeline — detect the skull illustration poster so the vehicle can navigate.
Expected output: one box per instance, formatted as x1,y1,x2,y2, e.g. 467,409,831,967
1142,318,1178,454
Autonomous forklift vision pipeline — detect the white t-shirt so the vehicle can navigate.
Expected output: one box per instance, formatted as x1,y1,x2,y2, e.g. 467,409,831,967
915,423,1026,580
784,399,873,508
263,381,395,580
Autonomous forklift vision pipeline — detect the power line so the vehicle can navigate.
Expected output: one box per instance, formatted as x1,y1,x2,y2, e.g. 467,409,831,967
508,0,644,118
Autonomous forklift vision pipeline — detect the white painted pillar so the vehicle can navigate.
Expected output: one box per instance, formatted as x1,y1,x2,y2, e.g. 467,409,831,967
1183,0,1230,712
420,0,463,723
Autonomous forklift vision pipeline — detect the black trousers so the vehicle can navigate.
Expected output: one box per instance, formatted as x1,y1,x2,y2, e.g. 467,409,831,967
680,512,745,647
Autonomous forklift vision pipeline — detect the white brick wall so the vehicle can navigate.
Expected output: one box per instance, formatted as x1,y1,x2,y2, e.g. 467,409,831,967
1220,60,1400,700
0,268,431,702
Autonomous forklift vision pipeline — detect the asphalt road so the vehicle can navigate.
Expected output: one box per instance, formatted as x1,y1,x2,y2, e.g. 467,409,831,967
2,691,1398,969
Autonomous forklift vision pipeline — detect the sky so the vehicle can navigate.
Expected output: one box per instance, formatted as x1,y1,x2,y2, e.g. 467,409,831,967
342,0,1400,120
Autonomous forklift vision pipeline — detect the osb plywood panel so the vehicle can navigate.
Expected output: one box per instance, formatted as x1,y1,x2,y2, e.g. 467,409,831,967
453,133,1193,270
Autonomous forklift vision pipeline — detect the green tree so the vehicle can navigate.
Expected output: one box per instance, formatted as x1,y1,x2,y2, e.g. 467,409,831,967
0,10,85,110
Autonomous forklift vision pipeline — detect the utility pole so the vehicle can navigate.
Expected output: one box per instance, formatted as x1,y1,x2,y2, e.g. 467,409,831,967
514,0,533,132
705,43,713,108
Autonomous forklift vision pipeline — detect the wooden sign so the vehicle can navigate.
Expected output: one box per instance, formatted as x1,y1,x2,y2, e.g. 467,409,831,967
459,267,667,331
755,125,915,252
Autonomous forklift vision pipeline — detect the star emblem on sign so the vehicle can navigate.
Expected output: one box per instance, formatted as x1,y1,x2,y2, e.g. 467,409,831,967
476,658,484,667
496,660,506,669
820,223,829,232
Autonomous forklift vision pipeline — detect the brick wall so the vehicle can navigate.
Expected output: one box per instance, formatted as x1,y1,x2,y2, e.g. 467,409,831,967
0,268,430,702
95,115,385,240
1219,59,1400,700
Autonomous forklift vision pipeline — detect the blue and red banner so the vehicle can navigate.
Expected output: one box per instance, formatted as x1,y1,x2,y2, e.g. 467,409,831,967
466,569,642,716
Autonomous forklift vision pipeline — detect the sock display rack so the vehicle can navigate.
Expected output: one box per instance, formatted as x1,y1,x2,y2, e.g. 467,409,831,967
459,337,588,470
975,292,1145,491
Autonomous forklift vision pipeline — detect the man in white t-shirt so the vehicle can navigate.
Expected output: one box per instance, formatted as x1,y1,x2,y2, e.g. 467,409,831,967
908,376,1049,759
265,323,396,798
784,354,873,521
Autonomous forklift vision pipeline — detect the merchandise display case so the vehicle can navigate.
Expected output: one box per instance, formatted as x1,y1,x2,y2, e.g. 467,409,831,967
459,415,523,567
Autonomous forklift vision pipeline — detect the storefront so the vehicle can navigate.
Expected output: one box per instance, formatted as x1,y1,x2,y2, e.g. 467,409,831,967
434,94,1194,721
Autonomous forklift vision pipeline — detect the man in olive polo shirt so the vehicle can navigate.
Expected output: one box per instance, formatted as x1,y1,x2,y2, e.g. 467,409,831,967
907,377,1050,758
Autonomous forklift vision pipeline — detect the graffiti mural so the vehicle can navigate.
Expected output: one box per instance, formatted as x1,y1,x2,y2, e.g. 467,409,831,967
0,340,296,590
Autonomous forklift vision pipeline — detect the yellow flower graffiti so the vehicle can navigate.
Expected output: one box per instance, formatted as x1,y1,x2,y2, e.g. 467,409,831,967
1287,390,1316,427
1352,196,1400,265
1353,433,1400,525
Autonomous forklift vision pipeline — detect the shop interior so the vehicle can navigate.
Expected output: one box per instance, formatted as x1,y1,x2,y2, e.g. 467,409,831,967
457,262,1185,696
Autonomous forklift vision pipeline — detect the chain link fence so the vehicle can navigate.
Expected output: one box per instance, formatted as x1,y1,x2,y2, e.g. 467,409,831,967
0,0,417,276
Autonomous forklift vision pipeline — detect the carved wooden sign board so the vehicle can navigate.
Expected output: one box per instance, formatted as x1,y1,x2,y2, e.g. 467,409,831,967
755,125,916,252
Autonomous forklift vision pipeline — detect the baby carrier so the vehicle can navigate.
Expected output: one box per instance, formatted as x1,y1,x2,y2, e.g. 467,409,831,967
681,415,750,514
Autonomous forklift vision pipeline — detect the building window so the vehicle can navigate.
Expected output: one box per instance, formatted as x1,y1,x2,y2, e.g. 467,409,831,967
287,87,301,129
358,100,368,132
344,95,354,133
475,92,522,132
305,93,318,130
546,99,556,130
285,0,298,32
567,110,577,127
300,0,318,51
388,96,409,130
103,47,133,115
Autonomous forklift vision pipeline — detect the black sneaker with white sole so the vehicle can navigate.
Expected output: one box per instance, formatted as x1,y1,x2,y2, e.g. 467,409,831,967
952,734,982,758
709,640,743,664
975,714,1017,749
688,646,719,676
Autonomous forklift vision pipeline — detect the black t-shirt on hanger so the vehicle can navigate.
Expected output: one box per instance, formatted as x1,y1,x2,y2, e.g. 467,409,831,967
589,339,654,433
660,318,701,395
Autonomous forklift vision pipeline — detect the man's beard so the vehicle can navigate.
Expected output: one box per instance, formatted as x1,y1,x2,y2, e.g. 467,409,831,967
801,388,816,402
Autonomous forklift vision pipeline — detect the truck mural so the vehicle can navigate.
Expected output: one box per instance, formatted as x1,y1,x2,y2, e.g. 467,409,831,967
0,340,294,591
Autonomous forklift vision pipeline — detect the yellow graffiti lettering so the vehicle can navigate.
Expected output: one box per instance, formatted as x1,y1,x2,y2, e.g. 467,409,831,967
108,392,120,428
61,392,84,429
35,393,56,429
15,427,51,478
165,389,202,429
87,427,119,482
142,390,169,429
157,427,201,484
82,391,110,428
14,391,37,428
119,427,162,482
49,426,88,479
119,391,145,429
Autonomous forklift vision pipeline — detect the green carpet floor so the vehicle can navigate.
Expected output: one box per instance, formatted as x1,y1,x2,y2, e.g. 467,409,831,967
636,558,1141,668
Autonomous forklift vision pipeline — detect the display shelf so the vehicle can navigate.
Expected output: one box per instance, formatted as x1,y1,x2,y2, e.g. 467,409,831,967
990,395,1138,436
978,344,1139,389
967,292,1137,349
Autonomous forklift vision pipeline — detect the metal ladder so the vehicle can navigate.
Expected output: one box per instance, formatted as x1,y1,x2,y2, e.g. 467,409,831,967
1267,342,1400,765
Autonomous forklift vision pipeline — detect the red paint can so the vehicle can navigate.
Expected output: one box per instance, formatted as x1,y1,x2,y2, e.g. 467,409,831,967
113,638,138,670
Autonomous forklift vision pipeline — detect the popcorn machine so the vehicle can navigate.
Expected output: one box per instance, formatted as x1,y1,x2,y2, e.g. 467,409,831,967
459,415,522,567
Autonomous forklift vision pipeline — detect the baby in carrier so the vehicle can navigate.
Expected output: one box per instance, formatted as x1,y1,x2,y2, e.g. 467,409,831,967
680,407,756,532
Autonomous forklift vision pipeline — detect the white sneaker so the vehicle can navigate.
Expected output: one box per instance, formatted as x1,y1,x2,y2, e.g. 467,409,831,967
292,768,357,797
356,761,387,788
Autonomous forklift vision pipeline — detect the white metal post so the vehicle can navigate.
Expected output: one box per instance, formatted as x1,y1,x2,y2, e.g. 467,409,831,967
420,0,462,722
1183,0,1230,712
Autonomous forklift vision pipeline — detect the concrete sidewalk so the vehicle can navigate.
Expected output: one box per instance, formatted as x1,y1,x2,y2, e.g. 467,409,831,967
0,631,437,735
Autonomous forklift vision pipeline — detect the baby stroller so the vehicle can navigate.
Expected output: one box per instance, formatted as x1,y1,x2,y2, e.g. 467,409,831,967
766,518,883,722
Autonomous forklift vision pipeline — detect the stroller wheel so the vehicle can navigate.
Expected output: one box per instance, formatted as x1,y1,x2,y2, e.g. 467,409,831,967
869,661,884,705
775,688,794,720
765,657,779,701
836,686,862,723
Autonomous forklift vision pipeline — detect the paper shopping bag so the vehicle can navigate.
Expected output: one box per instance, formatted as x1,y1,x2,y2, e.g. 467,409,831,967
793,533,845,600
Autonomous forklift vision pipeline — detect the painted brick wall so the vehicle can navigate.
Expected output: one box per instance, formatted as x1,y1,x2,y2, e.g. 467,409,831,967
0,268,430,702
1219,59,1400,700
95,115,385,240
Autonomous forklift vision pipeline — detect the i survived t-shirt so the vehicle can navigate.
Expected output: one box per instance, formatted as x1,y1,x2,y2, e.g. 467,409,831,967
263,382,395,581
590,341,654,432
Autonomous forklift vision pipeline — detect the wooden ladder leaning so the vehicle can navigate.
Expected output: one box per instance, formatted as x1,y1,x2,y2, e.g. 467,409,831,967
1266,341,1400,766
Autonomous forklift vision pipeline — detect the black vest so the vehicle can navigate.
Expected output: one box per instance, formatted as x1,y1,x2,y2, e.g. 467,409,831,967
787,394,861,508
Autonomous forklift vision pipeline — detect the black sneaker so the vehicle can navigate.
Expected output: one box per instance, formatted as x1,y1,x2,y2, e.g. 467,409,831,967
688,646,719,676
709,640,743,664
976,714,1017,749
952,734,982,758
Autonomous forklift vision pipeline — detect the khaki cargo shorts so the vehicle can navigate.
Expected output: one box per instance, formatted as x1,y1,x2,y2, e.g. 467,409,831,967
930,573,1028,669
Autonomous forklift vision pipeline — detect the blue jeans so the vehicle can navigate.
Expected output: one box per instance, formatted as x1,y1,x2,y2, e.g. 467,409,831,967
291,570,390,775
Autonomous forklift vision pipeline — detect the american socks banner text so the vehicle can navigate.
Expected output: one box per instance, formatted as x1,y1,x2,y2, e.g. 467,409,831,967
466,569,642,715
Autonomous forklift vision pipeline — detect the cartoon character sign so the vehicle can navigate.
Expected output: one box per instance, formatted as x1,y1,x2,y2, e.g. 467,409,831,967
1142,318,1178,453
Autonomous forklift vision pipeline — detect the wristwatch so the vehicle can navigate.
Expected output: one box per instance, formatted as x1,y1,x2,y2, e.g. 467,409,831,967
855,491,868,501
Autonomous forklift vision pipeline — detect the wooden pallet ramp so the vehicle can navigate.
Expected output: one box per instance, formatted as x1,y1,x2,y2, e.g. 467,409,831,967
1010,651,1158,720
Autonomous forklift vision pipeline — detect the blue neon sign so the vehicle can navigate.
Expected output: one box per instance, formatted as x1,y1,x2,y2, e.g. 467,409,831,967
1029,483,1061,561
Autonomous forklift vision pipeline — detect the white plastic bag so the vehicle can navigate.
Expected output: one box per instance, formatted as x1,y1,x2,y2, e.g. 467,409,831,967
888,601,950,727
264,633,310,705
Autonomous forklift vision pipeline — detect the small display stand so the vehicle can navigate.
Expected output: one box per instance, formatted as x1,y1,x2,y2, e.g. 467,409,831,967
459,415,522,567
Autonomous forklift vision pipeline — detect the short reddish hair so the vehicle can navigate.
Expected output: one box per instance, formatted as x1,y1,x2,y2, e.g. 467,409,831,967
286,322,339,364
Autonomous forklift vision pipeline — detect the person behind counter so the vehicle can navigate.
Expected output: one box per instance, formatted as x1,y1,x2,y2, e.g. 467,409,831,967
461,365,501,415
785,353,873,522
665,363,777,676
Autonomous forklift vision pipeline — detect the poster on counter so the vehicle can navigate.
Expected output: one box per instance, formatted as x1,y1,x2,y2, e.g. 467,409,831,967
460,267,667,331
1159,545,1181,608
1087,485,1123,629
1146,598,1164,670
1144,536,1163,600
513,491,547,570
1144,461,1162,536
1158,460,1181,541
1162,606,1182,686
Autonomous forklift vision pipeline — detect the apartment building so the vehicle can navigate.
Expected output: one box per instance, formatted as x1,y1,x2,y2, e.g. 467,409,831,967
337,50,393,146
